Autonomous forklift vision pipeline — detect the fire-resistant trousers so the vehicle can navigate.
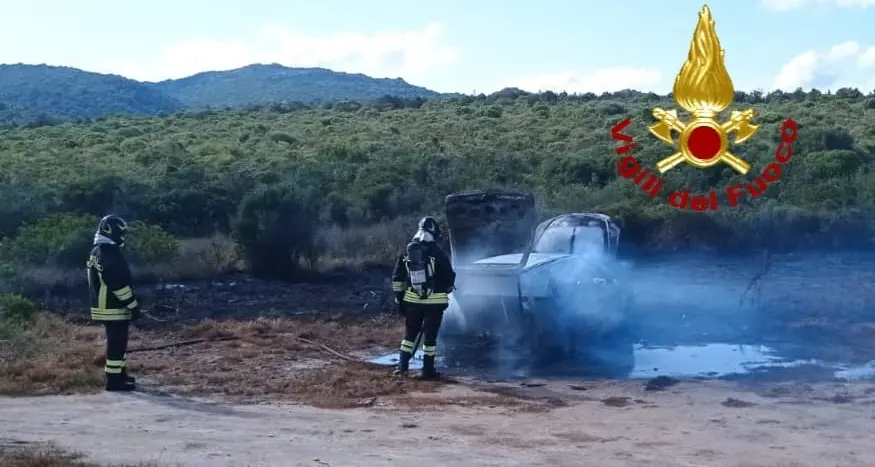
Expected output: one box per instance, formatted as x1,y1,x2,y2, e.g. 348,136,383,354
103,321,130,376
399,303,446,358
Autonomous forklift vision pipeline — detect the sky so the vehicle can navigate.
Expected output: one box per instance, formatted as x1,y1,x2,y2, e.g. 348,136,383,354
1,0,874,94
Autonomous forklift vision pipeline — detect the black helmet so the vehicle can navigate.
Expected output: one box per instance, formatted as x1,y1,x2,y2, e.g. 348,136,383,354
417,216,441,242
97,214,129,246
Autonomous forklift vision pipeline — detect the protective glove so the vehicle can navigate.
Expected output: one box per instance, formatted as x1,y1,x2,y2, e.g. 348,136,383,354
130,305,142,322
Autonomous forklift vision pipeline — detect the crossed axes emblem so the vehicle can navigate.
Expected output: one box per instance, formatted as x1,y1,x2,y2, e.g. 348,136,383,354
649,107,759,175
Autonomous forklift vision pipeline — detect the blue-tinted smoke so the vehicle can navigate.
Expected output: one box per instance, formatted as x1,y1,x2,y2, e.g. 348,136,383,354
441,243,875,379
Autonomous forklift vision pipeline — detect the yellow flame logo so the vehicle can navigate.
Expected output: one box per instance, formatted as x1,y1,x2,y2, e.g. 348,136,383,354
649,5,759,175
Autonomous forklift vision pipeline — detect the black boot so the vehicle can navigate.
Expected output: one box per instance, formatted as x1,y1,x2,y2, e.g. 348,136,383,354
121,368,135,384
105,373,135,392
393,350,412,376
417,355,440,380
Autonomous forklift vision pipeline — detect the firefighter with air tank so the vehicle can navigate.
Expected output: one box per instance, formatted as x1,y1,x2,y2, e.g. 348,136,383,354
391,216,456,380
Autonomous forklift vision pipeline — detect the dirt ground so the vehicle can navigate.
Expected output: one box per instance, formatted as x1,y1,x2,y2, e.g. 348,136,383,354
3,378,875,467
5,266,875,467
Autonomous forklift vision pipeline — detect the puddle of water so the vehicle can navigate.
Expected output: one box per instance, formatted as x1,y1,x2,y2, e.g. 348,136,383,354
369,343,813,378
630,343,815,379
367,343,875,382
368,352,442,371
834,361,875,380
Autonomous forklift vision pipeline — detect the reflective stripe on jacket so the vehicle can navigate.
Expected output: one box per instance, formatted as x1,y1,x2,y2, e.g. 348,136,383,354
87,244,138,322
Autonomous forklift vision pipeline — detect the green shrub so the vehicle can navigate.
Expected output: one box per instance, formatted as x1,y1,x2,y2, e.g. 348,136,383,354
232,182,319,279
125,221,181,264
0,293,36,324
0,214,180,270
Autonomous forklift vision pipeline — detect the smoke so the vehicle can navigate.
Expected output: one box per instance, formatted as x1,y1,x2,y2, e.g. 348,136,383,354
440,223,639,377
437,192,875,381
439,221,875,380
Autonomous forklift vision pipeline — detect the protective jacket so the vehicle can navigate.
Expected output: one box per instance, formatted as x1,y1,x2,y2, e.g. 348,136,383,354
87,243,139,321
391,241,455,306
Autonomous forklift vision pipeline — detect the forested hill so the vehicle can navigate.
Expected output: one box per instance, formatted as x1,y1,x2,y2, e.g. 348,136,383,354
0,64,186,121
0,63,445,123
148,64,444,108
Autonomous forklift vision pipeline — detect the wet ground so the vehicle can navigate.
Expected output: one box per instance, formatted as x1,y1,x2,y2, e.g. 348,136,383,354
368,342,875,382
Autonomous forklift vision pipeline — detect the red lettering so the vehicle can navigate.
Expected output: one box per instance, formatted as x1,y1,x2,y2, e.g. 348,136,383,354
708,190,719,211
746,177,767,198
763,163,782,183
633,167,651,184
726,184,744,207
775,119,797,163
611,118,633,142
780,119,798,143
669,190,690,209
616,143,635,155
690,195,710,212
641,174,664,198
610,121,664,199
617,156,639,178
775,142,793,163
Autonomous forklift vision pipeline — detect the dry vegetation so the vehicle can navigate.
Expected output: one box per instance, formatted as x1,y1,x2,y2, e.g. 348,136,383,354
12,220,411,295
11,234,246,294
314,217,413,272
0,312,472,409
0,444,165,467
0,308,562,413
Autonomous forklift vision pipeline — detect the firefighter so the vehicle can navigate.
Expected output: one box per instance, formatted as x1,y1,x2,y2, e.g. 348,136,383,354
87,214,141,391
391,216,455,379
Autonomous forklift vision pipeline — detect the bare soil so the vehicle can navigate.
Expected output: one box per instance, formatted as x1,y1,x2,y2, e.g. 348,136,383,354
3,379,875,467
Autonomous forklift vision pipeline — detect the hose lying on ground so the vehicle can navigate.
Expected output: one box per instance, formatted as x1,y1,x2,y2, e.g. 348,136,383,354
127,335,358,362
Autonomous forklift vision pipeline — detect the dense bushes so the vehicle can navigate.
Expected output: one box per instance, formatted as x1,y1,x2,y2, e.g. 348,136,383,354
0,293,36,325
0,293,36,348
0,214,179,272
231,183,319,279
0,88,873,282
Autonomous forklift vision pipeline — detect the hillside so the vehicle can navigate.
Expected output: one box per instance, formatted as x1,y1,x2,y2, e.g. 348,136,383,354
0,63,446,121
0,64,186,120
0,88,872,259
150,64,444,108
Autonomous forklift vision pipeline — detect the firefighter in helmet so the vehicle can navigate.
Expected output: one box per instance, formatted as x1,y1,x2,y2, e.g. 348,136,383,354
391,216,456,379
87,214,141,391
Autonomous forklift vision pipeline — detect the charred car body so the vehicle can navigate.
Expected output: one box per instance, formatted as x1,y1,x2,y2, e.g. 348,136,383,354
440,189,634,373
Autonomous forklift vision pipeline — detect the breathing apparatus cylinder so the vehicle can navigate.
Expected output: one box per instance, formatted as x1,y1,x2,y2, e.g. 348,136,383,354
405,241,430,299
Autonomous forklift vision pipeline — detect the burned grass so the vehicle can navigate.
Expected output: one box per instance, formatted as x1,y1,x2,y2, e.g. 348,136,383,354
0,443,164,467
0,314,105,395
0,312,562,410
0,312,405,396
130,314,419,403
1,312,460,408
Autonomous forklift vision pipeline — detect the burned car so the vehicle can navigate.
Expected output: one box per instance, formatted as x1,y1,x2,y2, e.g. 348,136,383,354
440,189,634,373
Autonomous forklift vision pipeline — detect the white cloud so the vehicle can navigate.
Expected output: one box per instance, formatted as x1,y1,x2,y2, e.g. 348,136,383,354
773,41,875,90
761,0,875,10
760,0,809,10
104,23,458,83
859,46,875,68
829,0,875,5
774,51,820,90
827,41,861,60
500,67,663,94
